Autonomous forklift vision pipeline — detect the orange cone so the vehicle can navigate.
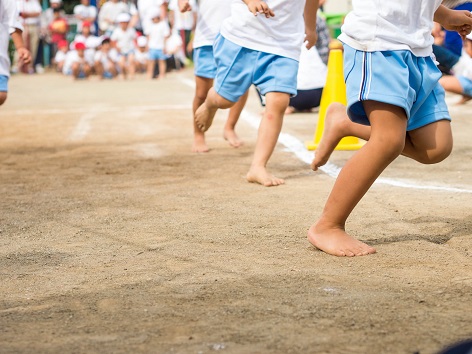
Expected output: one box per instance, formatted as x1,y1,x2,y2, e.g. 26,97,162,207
306,44,364,151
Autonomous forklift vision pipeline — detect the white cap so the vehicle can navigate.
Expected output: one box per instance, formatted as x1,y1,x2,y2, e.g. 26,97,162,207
116,12,131,23
467,32,472,41
86,36,102,49
148,8,160,20
50,0,62,3
137,36,147,47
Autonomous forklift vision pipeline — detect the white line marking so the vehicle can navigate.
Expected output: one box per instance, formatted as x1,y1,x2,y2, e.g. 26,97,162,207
68,111,97,142
178,76,472,194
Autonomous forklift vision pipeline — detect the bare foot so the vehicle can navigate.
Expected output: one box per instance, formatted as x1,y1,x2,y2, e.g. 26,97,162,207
311,103,350,171
192,132,210,153
223,129,243,148
307,223,376,257
246,166,284,187
195,102,216,132
457,95,472,105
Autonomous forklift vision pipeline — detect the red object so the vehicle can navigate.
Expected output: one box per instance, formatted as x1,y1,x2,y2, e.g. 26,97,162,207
58,39,68,48
82,21,92,28
74,42,86,50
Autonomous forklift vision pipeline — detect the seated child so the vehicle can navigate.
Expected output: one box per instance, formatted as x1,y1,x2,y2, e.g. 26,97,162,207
111,12,137,79
134,36,148,73
147,9,170,79
63,42,92,79
439,32,472,104
94,37,119,79
54,39,68,72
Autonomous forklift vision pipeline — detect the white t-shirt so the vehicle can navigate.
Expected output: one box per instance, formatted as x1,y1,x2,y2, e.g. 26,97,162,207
63,50,87,74
138,0,166,35
339,0,442,57
98,1,128,33
54,49,67,63
220,0,306,61
73,4,98,32
147,21,170,50
111,27,137,54
135,48,148,64
169,0,196,30
1,0,22,77
453,51,472,80
94,48,119,66
297,46,327,90
193,0,231,49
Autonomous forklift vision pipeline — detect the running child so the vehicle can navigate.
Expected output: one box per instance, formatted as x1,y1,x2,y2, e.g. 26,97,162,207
1,0,31,105
308,1,472,256
179,0,250,153
194,0,319,186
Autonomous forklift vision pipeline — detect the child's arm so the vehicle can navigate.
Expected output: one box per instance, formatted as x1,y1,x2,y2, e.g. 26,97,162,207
434,5,472,39
304,0,319,49
242,0,274,18
11,29,32,65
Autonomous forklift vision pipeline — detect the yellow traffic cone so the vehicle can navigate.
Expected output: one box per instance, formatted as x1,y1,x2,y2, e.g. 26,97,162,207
306,44,364,151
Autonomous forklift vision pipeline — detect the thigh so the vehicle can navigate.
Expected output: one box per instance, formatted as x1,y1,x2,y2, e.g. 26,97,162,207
407,119,452,152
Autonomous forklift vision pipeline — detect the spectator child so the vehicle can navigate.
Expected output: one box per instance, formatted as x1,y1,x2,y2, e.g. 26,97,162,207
73,0,98,34
146,10,170,79
134,36,148,73
53,39,68,72
439,32,472,103
111,13,137,79
48,8,68,57
98,0,128,35
94,37,119,79
63,42,91,79
1,0,31,104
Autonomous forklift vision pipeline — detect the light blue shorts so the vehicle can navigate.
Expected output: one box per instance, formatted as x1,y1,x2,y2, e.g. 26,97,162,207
148,49,167,61
213,35,298,102
458,76,472,97
343,44,451,131
0,75,8,92
193,45,216,79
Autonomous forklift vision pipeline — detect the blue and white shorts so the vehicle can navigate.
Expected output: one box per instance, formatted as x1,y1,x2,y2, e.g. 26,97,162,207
193,45,217,79
213,35,298,103
0,75,8,92
458,76,472,97
343,44,451,131
148,48,167,61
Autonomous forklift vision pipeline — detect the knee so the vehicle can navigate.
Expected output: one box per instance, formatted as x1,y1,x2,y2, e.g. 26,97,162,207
0,92,7,105
418,142,453,164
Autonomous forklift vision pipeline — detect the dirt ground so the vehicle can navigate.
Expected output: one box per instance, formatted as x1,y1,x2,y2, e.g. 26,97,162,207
0,70,471,354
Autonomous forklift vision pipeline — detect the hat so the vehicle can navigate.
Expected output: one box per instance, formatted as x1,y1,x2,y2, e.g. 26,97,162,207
116,12,131,23
148,8,160,19
85,36,102,49
137,36,147,47
82,21,92,28
50,0,62,3
74,42,86,50
58,39,68,48
466,32,472,41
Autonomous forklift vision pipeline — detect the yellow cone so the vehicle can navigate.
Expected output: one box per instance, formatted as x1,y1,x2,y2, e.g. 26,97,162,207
306,46,364,151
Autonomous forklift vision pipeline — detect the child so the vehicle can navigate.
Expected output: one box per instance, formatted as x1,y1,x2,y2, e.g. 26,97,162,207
179,0,249,153
53,39,68,72
194,0,319,186
308,1,472,257
63,42,92,79
134,36,148,73
111,12,137,79
48,7,68,57
146,10,170,79
0,0,31,105
94,37,119,79
439,32,472,104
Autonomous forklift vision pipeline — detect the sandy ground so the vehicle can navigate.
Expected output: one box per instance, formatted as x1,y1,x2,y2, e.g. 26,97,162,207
0,70,471,354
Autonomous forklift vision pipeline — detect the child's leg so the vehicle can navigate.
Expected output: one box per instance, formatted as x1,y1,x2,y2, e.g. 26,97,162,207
147,59,155,79
246,92,290,187
194,87,235,132
128,54,136,79
158,59,166,79
0,92,7,105
439,75,466,96
223,90,249,148
309,101,408,256
192,76,213,153
71,62,80,79
118,56,127,79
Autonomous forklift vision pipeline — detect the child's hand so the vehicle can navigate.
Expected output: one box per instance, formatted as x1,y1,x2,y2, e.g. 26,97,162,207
304,28,318,49
438,8,472,39
178,0,191,12
246,0,275,18
17,47,31,65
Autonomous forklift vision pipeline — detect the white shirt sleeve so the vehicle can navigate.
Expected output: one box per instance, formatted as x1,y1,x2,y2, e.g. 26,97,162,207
5,0,23,34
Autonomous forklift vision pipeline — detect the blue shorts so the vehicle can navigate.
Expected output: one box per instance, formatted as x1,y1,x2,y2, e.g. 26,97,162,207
343,44,451,131
0,75,8,92
458,76,472,97
213,35,298,102
193,45,216,79
148,49,167,61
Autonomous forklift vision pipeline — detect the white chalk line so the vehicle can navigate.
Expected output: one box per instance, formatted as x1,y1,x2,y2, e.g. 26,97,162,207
178,75,472,194
68,111,97,142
